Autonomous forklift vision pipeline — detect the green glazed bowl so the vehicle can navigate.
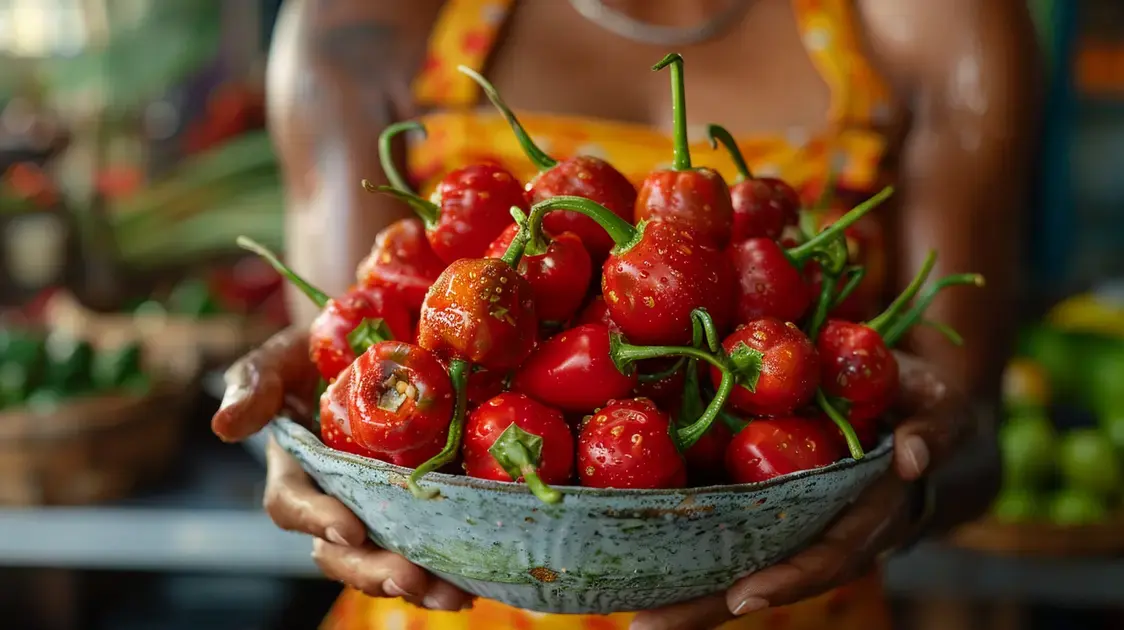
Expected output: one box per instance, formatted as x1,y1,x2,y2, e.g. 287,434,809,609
272,416,893,614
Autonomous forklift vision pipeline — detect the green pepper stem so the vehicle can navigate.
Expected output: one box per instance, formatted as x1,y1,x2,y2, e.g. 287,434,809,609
920,319,965,346
719,409,750,435
653,53,692,171
691,308,722,353
829,265,867,310
527,196,640,255
816,390,865,460
488,426,562,505
786,186,894,265
867,250,938,335
458,65,557,172
363,182,440,227
637,358,686,383
408,359,470,499
347,318,394,357
806,272,837,341
378,121,426,195
882,273,985,347
612,341,729,375
236,236,329,308
677,370,734,450
814,155,841,211
501,206,530,268
707,124,751,181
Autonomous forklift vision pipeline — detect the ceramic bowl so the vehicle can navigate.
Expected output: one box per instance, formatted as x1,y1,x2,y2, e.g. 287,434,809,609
272,416,893,615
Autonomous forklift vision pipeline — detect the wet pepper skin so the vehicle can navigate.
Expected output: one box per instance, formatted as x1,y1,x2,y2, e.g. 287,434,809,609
528,156,638,262
725,417,843,484
417,258,538,371
486,224,593,323
512,323,637,414
602,222,734,346
309,286,413,382
463,392,574,484
730,177,801,242
578,398,687,489
727,237,816,325
634,169,735,248
357,218,446,313
428,164,527,263
712,318,821,417
816,319,900,422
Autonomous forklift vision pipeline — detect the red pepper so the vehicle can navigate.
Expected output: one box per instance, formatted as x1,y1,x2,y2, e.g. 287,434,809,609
707,125,801,242
527,196,733,346
367,122,525,264
817,251,984,425
238,238,412,382
463,392,573,503
709,318,820,417
512,323,637,414
725,417,844,483
578,398,687,489
319,362,371,457
485,222,593,323
632,365,687,411
684,420,733,484
634,54,734,248
460,66,637,263
438,358,507,407
727,187,893,325
574,295,614,328
816,205,886,321
356,218,446,313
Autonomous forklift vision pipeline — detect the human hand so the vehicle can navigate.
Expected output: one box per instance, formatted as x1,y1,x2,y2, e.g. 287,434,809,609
629,353,978,630
211,328,474,611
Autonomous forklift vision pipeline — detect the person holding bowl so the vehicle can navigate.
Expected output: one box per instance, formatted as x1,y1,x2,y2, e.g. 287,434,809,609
213,0,1041,628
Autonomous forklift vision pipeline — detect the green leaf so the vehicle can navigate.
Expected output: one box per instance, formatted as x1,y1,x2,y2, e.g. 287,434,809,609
347,319,393,356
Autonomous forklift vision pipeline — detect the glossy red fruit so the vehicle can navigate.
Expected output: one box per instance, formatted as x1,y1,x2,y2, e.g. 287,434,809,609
463,393,574,484
603,222,733,345
574,295,614,328
345,341,454,455
711,319,820,417
310,285,413,381
727,238,814,325
426,164,525,262
578,398,687,489
635,169,734,248
725,417,843,483
357,218,446,313
513,324,637,414
730,178,801,242
816,319,899,422
417,258,538,371
530,157,638,262
319,362,372,457
485,223,593,323
683,421,733,484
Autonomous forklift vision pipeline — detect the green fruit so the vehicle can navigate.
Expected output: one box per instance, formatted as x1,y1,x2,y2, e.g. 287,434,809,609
991,488,1045,524
999,414,1056,489
1047,488,1109,526
1057,428,1123,498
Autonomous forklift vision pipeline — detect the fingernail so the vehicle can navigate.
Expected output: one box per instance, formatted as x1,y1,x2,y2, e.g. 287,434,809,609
422,595,457,611
732,596,768,616
383,579,414,598
325,527,350,546
220,383,249,410
902,435,930,477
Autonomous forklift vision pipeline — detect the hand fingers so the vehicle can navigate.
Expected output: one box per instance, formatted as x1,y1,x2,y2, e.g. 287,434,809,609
263,438,368,546
725,475,910,614
890,351,974,480
629,594,732,630
212,327,315,442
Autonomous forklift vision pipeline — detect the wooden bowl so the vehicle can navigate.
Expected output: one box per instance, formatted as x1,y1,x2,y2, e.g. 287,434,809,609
951,517,1124,557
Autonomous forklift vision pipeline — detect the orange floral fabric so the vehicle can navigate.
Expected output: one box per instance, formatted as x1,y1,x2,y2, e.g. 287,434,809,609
324,0,896,628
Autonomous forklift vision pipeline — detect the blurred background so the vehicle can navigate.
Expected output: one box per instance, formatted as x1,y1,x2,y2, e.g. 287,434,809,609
0,0,1122,628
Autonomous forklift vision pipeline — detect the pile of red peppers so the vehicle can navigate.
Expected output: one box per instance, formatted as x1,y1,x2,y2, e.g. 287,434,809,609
240,54,984,503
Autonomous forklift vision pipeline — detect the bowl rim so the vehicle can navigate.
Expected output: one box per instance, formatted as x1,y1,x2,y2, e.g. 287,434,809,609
273,416,895,498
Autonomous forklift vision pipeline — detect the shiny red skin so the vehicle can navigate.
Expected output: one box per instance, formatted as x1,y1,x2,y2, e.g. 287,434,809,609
440,360,507,407
485,224,593,323
711,319,820,417
463,393,574,484
725,417,843,483
417,258,537,370
603,222,733,346
512,324,637,414
631,359,687,411
578,398,687,489
574,295,614,328
816,319,900,422
309,285,414,382
357,218,446,313
345,341,454,455
730,178,801,242
427,164,526,263
683,421,733,484
635,168,734,248
727,238,814,325
319,362,373,457
527,156,637,262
